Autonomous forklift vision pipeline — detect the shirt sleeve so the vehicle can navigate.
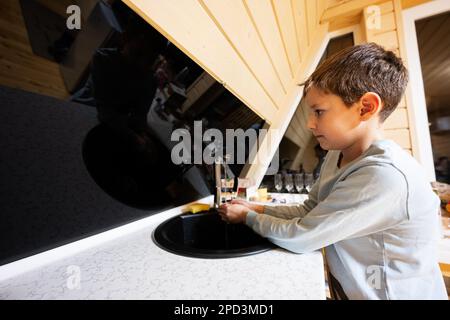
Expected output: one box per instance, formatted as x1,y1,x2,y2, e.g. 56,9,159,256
262,180,319,220
245,165,408,254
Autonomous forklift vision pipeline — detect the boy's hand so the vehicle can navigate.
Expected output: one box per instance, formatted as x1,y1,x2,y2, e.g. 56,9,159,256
217,203,250,224
230,199,264,214
230,199,250,206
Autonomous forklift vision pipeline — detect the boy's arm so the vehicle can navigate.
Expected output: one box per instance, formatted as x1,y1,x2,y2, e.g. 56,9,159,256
245,165,409,254
261,180,319,220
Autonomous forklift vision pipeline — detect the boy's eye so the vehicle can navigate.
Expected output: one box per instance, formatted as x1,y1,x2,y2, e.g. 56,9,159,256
315,110,324,116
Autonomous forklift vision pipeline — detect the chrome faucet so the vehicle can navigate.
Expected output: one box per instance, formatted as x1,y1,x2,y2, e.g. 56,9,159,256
214,154,233,208
214,157,222,209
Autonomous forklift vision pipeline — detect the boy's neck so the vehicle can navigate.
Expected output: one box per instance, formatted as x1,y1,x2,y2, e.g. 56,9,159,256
338,129,383,168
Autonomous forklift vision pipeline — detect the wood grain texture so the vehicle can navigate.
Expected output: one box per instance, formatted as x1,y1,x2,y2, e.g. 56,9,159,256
0,0,68,99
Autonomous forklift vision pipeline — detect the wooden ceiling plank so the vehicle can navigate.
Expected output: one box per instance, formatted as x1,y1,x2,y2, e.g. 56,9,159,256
321,0,386,23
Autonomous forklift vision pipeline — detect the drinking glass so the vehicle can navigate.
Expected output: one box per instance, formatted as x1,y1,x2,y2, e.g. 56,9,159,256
294,173,304,194
274,174,283,193
284,174,294,193
304,173,314,193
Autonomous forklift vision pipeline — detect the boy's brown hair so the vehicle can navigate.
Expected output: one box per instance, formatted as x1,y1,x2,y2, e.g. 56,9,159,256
301,42,408,122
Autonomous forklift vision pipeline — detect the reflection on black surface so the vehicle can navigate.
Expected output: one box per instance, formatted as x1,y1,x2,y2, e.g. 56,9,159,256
74,2,265,207
83,124,174,208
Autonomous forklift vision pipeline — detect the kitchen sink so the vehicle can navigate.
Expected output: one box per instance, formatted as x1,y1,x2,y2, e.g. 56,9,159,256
152,209,275,258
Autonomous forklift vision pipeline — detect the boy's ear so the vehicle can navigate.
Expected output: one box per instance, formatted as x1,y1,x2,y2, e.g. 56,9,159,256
359,92,382,121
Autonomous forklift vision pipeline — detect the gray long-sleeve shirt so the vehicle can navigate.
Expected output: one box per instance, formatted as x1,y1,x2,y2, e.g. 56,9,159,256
246,139,447,300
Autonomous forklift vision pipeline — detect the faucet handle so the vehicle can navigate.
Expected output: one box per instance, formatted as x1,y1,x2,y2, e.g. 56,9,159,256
223,153,232,162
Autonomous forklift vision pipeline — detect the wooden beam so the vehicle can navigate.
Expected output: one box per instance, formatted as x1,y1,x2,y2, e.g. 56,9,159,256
321,0,386,23
322,0,431,31
401,0,432,10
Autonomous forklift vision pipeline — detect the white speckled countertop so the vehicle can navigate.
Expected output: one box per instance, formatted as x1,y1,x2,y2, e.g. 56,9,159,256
0,196,325,300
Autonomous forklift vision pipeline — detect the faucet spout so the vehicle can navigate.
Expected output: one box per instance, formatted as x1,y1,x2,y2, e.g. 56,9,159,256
214,154,233,208
214,157,222,209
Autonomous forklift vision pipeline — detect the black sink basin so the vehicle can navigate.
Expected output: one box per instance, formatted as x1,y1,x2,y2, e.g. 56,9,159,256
152,209,275,258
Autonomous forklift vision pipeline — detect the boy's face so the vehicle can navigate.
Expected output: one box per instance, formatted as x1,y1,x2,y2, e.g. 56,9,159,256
304,86,362,151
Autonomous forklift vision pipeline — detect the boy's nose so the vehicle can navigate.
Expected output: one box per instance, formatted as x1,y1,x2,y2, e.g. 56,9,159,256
307,114,316,130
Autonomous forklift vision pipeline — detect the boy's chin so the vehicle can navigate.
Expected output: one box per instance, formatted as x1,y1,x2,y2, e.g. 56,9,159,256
317,136,345,151
317,140,330,150
318,141,340,151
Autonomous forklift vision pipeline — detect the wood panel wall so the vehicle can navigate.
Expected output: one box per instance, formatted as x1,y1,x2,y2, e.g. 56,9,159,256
0,0,68,99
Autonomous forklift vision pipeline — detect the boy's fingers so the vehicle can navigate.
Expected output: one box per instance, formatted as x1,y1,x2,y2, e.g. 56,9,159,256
219,212,228,221
217,208,227,214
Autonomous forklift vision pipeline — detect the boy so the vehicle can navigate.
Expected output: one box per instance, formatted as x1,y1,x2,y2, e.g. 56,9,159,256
218,43,448,300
